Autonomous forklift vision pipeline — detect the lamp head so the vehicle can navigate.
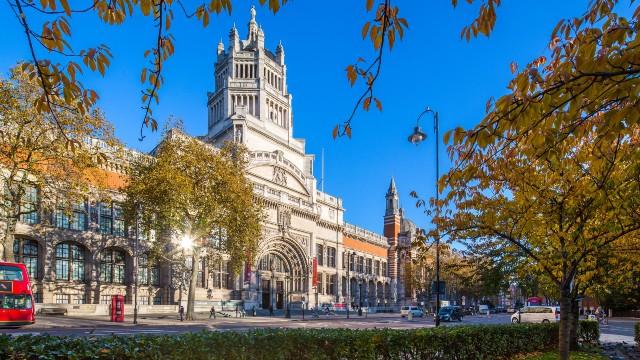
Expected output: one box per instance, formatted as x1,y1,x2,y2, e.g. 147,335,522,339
408,126,427,145
180,234,193,250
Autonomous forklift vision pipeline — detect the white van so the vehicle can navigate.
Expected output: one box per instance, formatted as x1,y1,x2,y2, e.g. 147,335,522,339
511,306,559,324
400,306,424,318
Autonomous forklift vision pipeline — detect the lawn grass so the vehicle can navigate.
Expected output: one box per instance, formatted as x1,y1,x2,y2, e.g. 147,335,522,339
516,351,607,359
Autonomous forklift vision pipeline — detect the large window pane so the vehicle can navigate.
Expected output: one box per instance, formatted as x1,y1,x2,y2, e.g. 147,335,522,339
13,239,39,279
20,186,38,224
113,204,125,237
55,243,85,281
100,248,126,284
99,203,113,234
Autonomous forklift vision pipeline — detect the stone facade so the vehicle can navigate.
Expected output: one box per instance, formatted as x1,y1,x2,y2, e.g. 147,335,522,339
5,7,417,314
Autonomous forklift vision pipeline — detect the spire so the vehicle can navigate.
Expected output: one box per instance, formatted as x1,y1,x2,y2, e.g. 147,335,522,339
385,177,399,216
248,5,259,41
276,40,285,65
217,38,224,56
229,23,239,52
387,177,397,196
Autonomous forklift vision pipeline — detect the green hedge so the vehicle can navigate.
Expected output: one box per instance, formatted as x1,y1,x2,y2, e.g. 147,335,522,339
0,324,559,360
578,320,600,344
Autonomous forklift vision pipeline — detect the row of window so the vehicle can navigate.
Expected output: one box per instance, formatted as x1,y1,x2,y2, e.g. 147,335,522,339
185,257,234,290
13,239,159,286
345,252,387,277
54,293,162,305
316,244,336,268
20,192,126,237
316,246,388,277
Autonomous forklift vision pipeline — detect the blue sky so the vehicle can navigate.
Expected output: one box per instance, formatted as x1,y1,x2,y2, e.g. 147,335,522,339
1,0,587,234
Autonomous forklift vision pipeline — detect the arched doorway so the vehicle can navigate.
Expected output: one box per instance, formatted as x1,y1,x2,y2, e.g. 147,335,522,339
255,237,308,310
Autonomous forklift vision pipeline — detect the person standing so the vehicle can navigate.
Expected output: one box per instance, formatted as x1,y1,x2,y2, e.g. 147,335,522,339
209,305,216,319
269,305,273,317
179,305,185,322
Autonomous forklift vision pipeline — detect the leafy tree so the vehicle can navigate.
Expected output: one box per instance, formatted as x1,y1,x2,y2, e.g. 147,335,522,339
0,68,119,261
123,129,262,320
441,116,640,359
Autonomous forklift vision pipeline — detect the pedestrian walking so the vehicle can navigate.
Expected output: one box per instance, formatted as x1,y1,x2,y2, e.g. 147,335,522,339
269,305,273,316
252,305,256,317
179,305,185,322
235,304,239,318
209,305,216,319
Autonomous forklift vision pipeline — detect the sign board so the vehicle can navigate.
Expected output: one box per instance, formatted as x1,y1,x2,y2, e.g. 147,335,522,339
0,281,12,293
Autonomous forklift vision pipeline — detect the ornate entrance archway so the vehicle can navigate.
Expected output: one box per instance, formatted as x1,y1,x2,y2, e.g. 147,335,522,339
255,237,308,310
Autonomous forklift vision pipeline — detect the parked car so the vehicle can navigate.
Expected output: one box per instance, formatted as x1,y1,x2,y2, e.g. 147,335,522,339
400,306,424,318
462,307,475,316
437,306,463,322
511,306,560,324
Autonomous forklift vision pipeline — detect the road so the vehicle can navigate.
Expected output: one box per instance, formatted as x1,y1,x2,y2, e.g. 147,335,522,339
0,313,636,344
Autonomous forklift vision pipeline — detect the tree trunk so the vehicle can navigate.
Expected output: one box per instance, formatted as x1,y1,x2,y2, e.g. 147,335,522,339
186,250,200,321
569,297,580,350
558,286,571,360
2,216,17,262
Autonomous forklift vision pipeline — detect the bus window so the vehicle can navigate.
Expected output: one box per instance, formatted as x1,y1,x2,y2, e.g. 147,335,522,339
0,294,33,309
0,265,24,281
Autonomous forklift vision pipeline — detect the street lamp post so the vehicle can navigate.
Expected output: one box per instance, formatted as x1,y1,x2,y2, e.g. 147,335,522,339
408,107,441,327
285,274,291,318
344,251,352,319
133,202,140,325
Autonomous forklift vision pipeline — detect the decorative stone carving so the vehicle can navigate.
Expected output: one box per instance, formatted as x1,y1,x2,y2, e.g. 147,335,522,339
277,207,291,235
273,166,287,186
290,233,309,248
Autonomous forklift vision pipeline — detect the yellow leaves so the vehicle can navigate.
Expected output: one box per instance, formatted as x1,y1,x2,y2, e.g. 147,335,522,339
374,97,382,111
140,0,151,16
141,68,147,83
363,97,371,111
458,0,501,41
59,0,71,16
332,125,339,139
510,61,518,74
452,127,467,145
366,0,374,12
361,22,371,39
345,65,357,87
345,125,352,138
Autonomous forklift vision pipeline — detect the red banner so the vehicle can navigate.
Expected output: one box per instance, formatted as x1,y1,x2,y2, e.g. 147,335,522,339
244,261,252,283
244,251,253,284
312,257,318,288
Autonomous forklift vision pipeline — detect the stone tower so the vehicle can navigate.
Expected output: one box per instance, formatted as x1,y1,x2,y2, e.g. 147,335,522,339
384,177,401,303
206,6,294,148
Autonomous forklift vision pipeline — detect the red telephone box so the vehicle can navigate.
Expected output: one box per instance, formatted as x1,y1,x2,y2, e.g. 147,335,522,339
110,295,125,322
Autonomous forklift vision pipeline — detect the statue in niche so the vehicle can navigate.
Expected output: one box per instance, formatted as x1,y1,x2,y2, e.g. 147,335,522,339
273,166,287,186
234,125,243,143
277,207,291,235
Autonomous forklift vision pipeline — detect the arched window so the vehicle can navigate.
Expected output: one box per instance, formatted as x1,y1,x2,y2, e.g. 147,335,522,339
99,248,126,284
13,239,39,279
55,242,85,281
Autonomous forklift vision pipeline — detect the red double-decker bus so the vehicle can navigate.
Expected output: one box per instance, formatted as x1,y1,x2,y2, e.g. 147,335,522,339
0,262,35,327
